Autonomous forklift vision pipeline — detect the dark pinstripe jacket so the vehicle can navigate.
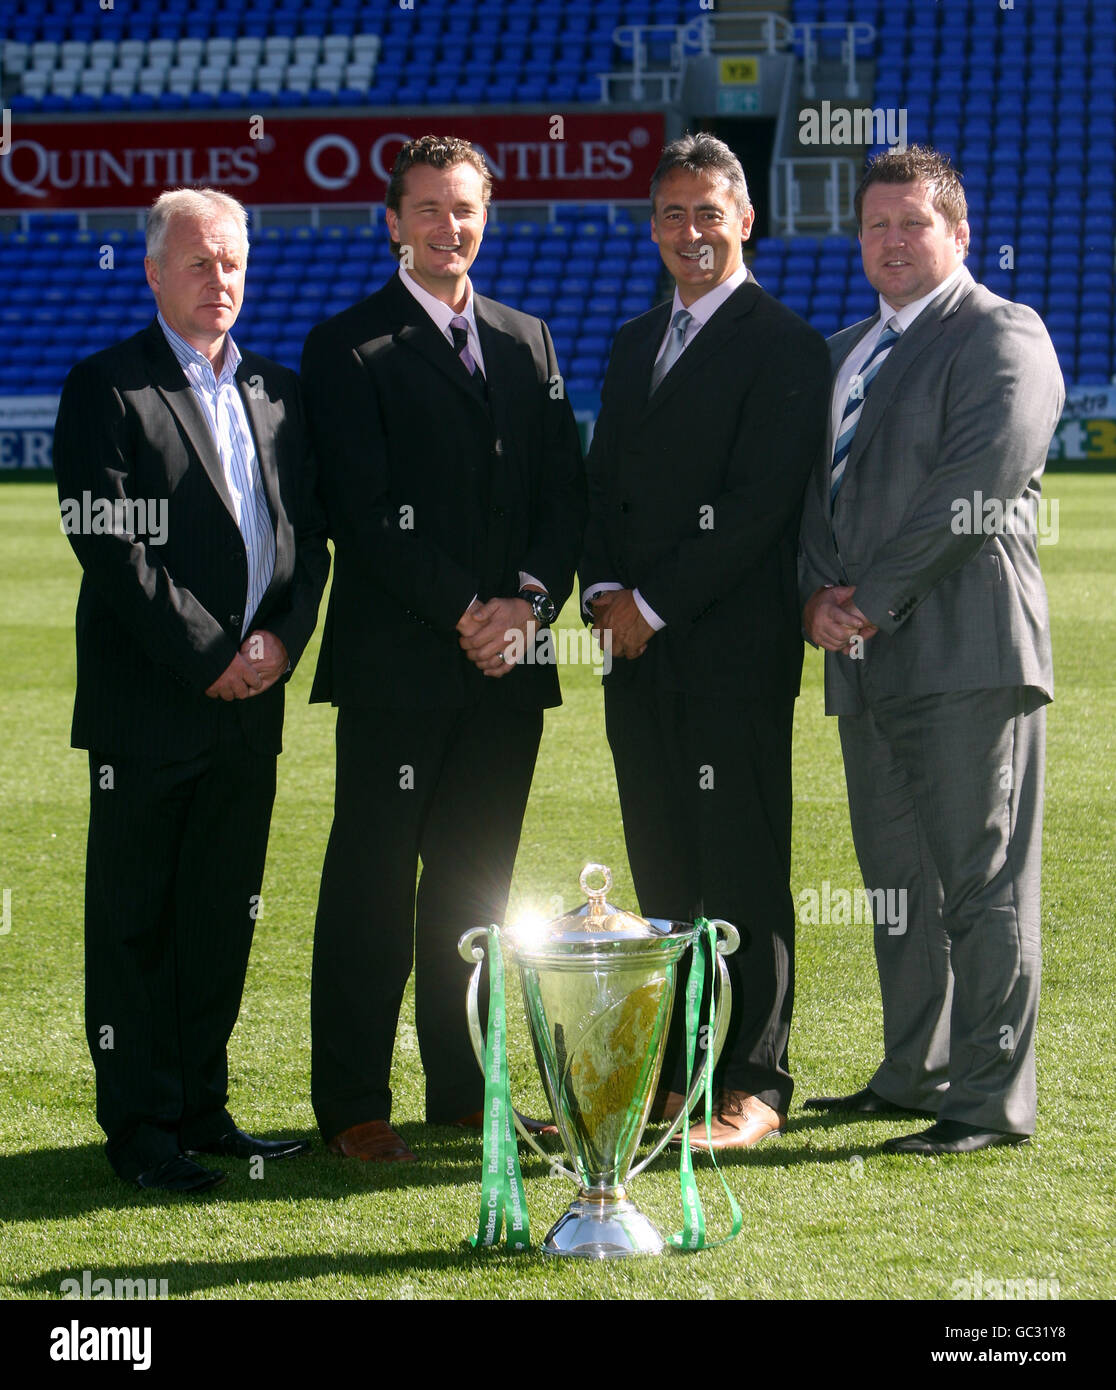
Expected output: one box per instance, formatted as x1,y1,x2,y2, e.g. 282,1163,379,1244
54,319,329,760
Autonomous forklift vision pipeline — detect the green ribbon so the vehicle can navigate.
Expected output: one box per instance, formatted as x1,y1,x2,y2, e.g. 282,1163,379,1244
469,926,530,1252
669,917,744,1251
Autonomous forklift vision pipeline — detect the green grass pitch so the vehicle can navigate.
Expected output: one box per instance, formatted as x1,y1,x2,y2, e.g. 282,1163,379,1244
0,474,1112,1301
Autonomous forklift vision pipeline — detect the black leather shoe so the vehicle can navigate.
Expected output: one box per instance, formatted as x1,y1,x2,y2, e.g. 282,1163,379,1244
134,1154,226,1193
187,1127,311,1161
802,1085,930,1116
882,1120,1030,1155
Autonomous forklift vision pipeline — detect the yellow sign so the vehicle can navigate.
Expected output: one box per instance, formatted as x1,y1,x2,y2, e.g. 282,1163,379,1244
719,57,759,85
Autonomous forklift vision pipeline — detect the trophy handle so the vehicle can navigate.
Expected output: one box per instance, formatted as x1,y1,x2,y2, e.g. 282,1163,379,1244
628,917,739,1178
458,926,578,1182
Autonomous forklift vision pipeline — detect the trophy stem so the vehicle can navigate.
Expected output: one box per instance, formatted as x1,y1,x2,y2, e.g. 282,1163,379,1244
542,1185,665,1259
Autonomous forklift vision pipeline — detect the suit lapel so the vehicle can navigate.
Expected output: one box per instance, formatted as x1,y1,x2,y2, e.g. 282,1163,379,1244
642,282,760,419
844,269,975,469
145,321,239,526
473,295,521,449
236,362,280,534
388,275,491,416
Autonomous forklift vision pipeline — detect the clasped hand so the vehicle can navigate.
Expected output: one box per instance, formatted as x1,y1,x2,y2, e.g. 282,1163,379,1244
457,596,534,678
802,585,879,653
205,630,289,700
590,589,651,661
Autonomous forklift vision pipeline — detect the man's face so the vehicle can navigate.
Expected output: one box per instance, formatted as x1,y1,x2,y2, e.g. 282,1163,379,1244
650,169,754,305
385,161,487,304
144,213,246,353
859,180,969,309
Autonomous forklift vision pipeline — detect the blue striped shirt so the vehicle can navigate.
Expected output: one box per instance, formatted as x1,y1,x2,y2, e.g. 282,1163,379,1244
158,313,275,636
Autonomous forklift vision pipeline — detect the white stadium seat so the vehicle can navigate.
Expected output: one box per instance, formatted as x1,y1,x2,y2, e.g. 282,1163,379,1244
60,41,89,69
225,66,258,94
256,66,287,92
263,36,293,64
195,69,227,95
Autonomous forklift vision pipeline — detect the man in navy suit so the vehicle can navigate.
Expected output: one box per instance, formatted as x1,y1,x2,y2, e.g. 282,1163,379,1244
581,134,830,1147
302,136,584,1162
55,188,328,1191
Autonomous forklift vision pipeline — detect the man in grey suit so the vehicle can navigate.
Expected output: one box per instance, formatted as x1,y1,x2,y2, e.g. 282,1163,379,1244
798,146,1064,1154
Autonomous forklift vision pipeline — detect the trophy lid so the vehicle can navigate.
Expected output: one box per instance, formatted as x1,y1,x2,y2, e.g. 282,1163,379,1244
512,864,678,946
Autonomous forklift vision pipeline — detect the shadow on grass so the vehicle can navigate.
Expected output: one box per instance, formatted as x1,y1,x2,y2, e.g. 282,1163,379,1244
15,1244,560,1298
0,1125,571,1222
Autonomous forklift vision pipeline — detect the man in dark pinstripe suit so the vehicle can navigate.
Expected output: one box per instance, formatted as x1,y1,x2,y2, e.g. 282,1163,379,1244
54,189,329,1192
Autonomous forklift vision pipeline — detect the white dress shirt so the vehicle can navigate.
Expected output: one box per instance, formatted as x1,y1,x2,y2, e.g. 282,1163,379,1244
584,265,752,629
829,262,967,448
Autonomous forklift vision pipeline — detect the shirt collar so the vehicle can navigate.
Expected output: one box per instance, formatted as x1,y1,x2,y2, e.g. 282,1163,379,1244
877,262,967,333
669,263,749,330
158,312,240,381
397,265,478,340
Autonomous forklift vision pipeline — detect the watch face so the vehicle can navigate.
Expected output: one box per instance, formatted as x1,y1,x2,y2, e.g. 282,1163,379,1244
524,591,556,625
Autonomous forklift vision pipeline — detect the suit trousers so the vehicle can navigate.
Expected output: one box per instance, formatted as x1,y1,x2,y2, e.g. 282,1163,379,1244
85,718,276,1179
604,663,796,1113
838,686,1045,1134
311,697,543,1137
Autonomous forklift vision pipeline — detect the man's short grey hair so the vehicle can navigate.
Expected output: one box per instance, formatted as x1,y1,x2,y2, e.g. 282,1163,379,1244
145,188,250,264
649,133,752,219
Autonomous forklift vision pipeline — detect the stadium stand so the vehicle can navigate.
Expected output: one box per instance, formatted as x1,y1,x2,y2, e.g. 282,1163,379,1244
0,0,1111,397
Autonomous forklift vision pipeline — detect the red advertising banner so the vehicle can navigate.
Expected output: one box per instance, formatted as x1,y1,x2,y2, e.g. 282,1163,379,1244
0,111,666,211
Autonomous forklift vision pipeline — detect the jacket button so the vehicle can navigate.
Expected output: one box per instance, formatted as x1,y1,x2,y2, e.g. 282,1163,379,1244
493,438,504,455
491,505,505,518
619,501,630,513
230,613,242,627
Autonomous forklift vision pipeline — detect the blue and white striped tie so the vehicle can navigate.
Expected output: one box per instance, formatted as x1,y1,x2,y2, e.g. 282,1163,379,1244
830,321,901,509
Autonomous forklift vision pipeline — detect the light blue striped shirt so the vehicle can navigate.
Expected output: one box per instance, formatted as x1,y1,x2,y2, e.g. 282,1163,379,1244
158,313,275,637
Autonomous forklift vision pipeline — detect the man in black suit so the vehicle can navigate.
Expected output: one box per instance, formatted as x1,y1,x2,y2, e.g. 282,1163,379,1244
54,188,329,1192
581,134,830,1147
301,136,584,1162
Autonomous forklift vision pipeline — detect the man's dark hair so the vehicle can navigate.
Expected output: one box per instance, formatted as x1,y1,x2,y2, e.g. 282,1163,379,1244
385,134,493,257
649,132,752,219
854,144,968,231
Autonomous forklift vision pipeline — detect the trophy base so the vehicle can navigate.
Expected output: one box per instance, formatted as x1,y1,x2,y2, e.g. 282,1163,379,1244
543,1187,665,1259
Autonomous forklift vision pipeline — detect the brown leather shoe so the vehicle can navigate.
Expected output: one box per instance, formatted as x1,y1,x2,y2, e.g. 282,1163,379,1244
451,1109,559,1136
327,1120,417,1162
680,1090,787,1149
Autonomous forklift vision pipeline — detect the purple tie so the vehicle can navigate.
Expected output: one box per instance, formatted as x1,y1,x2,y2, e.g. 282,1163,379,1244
450,315,477,375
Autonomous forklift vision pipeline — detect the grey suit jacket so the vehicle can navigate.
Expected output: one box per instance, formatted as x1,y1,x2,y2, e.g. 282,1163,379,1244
798,267,1064,716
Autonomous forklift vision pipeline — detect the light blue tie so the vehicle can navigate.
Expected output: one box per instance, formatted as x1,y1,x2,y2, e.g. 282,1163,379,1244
650,308,693,394
830,321,901,509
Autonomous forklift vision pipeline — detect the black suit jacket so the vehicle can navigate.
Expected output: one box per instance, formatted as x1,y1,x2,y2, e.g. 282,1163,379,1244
54,320,329,759
301,273,585,711
580,279,831,702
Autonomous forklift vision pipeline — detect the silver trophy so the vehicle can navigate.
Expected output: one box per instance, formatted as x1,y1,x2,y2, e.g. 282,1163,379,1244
459,864,739,1258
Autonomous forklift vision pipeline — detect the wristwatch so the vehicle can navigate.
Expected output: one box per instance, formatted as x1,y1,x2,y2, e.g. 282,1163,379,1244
518,588,557,627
